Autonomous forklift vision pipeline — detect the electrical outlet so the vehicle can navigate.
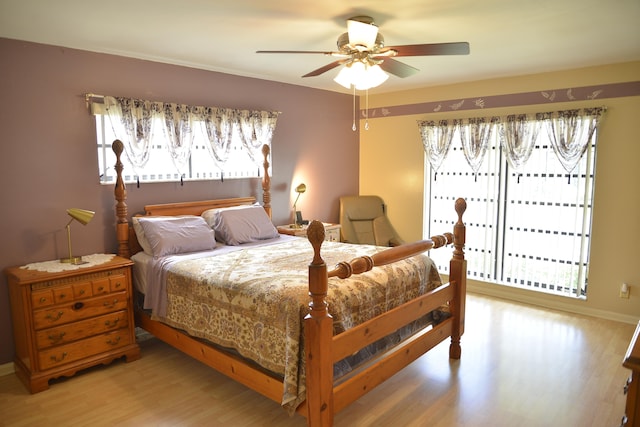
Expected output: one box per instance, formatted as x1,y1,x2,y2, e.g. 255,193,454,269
620,283,630,299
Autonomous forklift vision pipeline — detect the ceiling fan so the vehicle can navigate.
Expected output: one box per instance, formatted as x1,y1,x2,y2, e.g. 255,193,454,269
257,15,470,87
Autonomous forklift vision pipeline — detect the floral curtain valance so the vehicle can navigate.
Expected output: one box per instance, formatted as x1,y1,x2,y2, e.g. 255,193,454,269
103,95,280,178
457,116,499,178
545,107,604,174
417,119,457,177
417,107,605,176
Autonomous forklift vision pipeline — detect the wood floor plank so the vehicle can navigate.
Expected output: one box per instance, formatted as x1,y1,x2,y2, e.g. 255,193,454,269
0,293,634,426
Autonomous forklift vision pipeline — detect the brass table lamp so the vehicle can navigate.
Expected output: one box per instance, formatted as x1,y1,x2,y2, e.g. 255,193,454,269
292,183,306,228
61,208,95,264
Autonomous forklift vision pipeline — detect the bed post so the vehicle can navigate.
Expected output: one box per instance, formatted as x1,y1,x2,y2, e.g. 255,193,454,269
305,221,334,427
449,198,467,359
113,140,130,258
261,144,272,218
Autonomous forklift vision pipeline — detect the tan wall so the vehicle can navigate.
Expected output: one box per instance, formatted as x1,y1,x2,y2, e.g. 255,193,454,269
360,61,640,322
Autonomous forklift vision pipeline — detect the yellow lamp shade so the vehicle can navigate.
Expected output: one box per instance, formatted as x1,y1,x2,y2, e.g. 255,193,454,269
67,208,95,225
61,208,95,264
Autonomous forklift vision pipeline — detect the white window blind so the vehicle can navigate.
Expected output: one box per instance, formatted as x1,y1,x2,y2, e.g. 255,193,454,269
424,114,599,298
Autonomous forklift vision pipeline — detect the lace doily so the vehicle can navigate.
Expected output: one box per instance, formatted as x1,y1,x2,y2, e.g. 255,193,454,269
21,254,116,273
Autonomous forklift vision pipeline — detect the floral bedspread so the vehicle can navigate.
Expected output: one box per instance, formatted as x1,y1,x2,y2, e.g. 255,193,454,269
151,238,442,412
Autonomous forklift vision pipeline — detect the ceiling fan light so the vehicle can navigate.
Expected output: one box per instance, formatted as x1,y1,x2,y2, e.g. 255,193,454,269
347,19,378,49
334,65,355,89
355,64,389,90
335,61,389,90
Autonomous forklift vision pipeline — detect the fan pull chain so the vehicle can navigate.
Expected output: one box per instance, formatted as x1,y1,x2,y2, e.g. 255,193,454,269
351,85,356,131
364,88,370,130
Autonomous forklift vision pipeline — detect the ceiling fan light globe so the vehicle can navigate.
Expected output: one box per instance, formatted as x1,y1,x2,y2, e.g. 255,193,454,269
355,64,389,90
334,65,355,89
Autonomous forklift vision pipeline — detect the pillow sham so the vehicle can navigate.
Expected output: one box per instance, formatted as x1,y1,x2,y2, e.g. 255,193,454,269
201,203,257,229
204,204,279,245
131,216,154,255
137,215,216,257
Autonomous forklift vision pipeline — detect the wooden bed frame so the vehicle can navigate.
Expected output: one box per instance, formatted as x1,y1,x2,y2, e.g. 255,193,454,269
111,140,467,426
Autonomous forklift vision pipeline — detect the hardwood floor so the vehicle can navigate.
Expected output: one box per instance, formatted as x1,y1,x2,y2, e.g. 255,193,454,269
0,293,634,426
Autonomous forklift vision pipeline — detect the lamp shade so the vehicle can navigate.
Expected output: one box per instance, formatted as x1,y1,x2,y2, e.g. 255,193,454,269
67,208,95,225
333,61,389,90
355,64,389,90
347,18,378,49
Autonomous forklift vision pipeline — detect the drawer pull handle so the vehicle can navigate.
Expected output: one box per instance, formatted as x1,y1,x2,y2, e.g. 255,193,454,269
97,286,105,292
103,299,118,308
50,352,67,363
114,282,122,288
105,318,120,327
39,297,47,303
107,336,121,345
48,332,66,343
79,289,85,295
59,293,66,299
45,311,64,322
73,302,84,310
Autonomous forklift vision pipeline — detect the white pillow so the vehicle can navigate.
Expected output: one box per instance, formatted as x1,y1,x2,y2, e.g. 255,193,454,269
201,204,256,228
205,205,279,245
131,216,159,255
137,216,216,257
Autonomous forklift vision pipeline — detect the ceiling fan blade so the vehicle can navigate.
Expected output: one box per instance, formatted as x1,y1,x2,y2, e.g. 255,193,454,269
302,60,346,77
379,58,419,78
383,42,470,57
256,50,334,55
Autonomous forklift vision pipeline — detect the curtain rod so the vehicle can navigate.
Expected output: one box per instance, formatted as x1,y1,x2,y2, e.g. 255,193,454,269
83,93,281,115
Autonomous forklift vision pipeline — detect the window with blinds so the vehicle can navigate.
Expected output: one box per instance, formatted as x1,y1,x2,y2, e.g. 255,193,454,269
425,127,596,298
95,115,266,185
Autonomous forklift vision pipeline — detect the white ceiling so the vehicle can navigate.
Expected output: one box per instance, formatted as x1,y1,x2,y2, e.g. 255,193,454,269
1,0,639,94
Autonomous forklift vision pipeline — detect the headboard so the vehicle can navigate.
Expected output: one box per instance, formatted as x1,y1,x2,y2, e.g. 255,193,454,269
113,140,272,258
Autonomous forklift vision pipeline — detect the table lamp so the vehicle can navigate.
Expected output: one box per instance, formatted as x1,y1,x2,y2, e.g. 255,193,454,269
61,208,95,264
292,183,306,227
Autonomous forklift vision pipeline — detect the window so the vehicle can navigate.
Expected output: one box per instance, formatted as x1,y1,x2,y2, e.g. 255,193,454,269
92,96,278,185
96,115,265,184
423,111,601,298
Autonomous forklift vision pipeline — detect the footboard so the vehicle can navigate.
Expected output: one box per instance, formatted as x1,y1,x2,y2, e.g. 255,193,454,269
304,198,467,426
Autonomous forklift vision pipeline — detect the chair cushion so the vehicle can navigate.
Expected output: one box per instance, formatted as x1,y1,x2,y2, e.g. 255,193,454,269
339,195,404,246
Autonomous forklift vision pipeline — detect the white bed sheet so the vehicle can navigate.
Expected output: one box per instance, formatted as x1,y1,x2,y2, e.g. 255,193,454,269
131,234,299,296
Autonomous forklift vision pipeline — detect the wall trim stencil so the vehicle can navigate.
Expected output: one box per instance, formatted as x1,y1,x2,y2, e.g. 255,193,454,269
361,81,640,119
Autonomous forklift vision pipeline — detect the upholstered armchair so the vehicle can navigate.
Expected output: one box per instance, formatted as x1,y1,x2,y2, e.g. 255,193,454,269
339,195,404,247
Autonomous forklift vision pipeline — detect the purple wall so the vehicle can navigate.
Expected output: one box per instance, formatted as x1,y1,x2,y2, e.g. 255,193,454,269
0,38,359,364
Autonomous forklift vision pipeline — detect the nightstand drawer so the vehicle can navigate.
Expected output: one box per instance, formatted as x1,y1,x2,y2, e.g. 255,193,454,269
72,281,93,299
109,274,127,292
52,286,73,304
38,329,132,370
92,277,110,295
32,291,128,330
35,310,129,349
31,289,54,309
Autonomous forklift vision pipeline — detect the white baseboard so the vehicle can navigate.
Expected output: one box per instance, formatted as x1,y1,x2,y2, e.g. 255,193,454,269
0,362,14,377
468,282,639,325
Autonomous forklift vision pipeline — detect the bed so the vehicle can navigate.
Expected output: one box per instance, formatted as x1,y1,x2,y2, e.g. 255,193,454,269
111,140,467,426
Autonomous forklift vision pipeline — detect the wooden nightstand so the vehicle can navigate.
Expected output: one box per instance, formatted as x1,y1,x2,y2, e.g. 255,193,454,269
5,255,140,393
277,223,341,242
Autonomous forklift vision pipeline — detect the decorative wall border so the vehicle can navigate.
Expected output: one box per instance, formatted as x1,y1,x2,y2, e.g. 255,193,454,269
361,81,640,119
